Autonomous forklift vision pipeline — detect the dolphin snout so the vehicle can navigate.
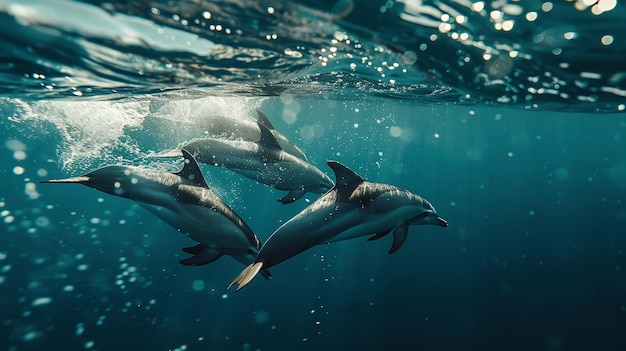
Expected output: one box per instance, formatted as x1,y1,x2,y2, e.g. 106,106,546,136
40,176,90,184
435,216,448,227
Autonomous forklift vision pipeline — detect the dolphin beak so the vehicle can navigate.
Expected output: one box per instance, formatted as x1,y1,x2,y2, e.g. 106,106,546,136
40,176,90,184
435,216,448,227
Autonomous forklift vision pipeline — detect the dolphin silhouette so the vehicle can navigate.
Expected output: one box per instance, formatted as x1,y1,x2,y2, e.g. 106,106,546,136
159,123,334,204
192,109,308,161
41,150,271,279
228,160,447,291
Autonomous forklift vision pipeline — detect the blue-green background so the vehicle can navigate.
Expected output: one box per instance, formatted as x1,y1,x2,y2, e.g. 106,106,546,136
2,98,625,350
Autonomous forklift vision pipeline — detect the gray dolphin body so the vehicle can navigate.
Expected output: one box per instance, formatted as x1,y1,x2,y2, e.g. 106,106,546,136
41,150,271,279
194,109,308,161
228,161,448,291
161,123,334,204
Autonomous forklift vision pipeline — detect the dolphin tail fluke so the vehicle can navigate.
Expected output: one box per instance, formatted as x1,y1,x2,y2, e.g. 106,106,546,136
367,229,392,241
228,261,264,291
40,176,90,184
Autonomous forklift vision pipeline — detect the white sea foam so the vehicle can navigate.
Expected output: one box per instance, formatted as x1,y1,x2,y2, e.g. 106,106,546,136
13,96,264,173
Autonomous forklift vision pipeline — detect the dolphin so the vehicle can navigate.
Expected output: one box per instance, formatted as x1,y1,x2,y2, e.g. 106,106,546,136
192,109,308,161
41,150,271,279
228,160,448,291
159,123,334,204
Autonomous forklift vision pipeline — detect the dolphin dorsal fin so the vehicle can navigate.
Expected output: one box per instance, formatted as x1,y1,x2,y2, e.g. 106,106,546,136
257,123,283,151
327,161,364,187
175,149,210,188
256,109,275,130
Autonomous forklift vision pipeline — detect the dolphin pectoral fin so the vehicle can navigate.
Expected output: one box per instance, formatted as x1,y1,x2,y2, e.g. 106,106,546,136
367,229,392,241
179,246,224,266
388,222,410,254
228,261,264,291
278,189,307,204
182,243,205,254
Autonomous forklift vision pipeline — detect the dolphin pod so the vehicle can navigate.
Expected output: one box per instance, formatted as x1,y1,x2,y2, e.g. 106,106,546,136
41,108,447,291
228,160,448,291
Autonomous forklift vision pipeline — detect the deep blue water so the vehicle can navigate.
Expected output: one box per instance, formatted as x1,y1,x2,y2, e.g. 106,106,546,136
1,1,626,351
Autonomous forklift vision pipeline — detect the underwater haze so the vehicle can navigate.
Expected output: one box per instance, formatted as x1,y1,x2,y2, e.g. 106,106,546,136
1,0,626,350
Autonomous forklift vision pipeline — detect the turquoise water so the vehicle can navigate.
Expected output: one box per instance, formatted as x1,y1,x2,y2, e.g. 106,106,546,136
1,1,626,350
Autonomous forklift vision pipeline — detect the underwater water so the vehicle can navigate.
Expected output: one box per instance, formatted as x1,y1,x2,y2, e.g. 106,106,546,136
1,0,626,350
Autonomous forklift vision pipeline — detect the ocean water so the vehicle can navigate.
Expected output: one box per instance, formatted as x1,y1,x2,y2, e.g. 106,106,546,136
1,1,625,350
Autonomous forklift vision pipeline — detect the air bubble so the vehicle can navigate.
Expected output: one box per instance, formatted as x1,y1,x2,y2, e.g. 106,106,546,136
31,297,52,306
192,279,205,291
13,151,27,160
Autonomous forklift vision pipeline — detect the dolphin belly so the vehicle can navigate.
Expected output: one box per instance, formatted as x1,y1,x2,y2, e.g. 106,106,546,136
255,201,425,268
139,202,252,250
327,204,420,243
255,209,355,268
233,161,331,193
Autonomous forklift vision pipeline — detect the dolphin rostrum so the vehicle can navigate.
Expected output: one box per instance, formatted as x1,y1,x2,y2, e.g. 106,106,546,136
41,150,271,279
228,161,448,291
159,123,334,204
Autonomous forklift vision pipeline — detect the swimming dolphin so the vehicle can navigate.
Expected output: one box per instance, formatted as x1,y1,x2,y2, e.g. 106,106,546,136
192,109,308,161
41,150,271,279
159,123,334,204
228,161,447,291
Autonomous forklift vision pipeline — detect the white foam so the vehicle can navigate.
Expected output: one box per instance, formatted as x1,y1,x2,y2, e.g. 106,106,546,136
13,96,265,172
149,96,263,126
17,99,148,170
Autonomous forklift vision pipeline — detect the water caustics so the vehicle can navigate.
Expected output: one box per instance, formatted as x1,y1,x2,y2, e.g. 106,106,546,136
0,0,625,112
